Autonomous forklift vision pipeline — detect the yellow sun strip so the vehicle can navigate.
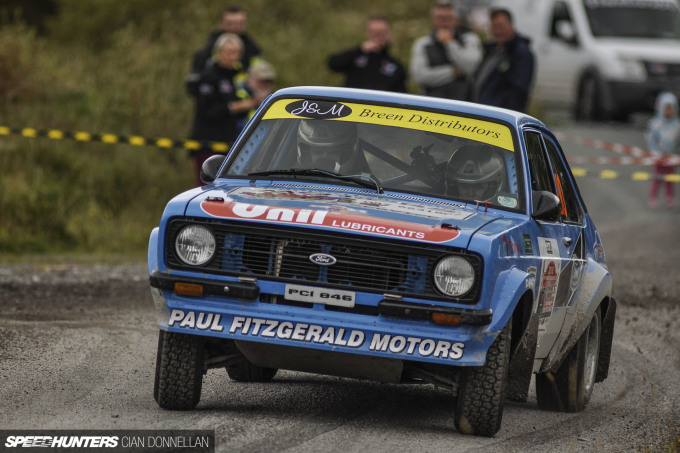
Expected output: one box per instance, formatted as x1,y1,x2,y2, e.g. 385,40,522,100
665,174,680,183
600,170,617,179
263,99,515,152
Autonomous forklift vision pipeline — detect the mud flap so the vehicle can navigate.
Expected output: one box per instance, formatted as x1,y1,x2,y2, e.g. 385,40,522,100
506,314,538,402
596,298,617,382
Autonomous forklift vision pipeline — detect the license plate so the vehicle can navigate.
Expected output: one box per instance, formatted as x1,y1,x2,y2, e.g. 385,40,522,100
284,284,355,307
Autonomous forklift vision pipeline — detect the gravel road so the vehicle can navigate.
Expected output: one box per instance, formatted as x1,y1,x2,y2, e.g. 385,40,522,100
1,216,679,453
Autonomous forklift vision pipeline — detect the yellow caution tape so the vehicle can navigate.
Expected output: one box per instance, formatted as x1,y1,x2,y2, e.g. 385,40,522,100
571,167,680,183
0,125,231,153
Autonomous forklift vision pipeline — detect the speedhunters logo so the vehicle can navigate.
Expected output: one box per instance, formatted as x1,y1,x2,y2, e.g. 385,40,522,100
285,99,352,119
1,430,214,452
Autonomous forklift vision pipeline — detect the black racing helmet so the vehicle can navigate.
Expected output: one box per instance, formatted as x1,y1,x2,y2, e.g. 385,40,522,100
297,120,358,171
445,144,506,200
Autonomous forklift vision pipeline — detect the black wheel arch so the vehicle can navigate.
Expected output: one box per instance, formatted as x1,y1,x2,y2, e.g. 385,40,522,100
506,291,538,402
596,296,617,383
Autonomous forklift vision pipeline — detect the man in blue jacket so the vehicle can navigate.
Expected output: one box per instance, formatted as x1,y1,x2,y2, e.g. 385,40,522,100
471,8,534,113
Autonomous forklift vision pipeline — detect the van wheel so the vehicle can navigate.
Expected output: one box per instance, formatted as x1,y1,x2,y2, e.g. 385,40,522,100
154,330,205,410
536,307,601,411
454,320,512,437
575,75,602,121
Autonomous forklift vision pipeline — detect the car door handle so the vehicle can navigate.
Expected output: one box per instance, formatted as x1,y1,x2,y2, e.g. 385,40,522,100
562,237,573,247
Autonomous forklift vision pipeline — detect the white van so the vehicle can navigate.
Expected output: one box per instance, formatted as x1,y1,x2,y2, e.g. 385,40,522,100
490,0,680,120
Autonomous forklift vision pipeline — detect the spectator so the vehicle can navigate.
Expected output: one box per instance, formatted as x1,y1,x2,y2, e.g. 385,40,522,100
328,14,407,93
410,0,482,100
186,5,262,97
647,91,680,210
235,59,277,130
189,34,260,186
470,8,534,113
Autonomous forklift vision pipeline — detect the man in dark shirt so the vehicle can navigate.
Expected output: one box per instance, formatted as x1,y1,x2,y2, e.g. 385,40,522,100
328,14,407,93
471,8,534,113
186,5,262,97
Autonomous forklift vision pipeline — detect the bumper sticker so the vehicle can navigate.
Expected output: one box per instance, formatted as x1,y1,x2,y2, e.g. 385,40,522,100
168,310,466,361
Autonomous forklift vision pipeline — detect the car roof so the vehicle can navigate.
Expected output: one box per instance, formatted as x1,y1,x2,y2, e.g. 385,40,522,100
269,86,546,132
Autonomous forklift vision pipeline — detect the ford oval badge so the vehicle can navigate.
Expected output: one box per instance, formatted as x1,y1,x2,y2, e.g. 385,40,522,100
309,253,337,266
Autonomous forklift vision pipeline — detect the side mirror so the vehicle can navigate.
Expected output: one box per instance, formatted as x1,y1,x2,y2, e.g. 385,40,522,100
200,155,227,185
532,190,561,221
555,20,578,45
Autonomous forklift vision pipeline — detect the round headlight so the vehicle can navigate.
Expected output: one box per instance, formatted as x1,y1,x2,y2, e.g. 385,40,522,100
433,256,475,297
175,225,216,266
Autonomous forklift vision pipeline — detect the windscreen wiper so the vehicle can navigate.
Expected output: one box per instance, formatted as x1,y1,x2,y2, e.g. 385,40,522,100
248,168,383,194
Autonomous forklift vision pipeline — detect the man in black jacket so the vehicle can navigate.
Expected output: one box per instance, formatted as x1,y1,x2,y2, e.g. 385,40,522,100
186,5,261,98
471,8,534,113
328,14,407,93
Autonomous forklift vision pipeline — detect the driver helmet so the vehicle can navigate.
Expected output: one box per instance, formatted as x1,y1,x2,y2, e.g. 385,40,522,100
297,120,358,173
445,145,506,201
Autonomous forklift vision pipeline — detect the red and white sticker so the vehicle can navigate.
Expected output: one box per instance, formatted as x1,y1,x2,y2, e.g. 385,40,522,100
201,199,461,243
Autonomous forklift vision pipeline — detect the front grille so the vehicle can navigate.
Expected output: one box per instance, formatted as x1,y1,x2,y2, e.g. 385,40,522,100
645,61,680,81
166,218,481,303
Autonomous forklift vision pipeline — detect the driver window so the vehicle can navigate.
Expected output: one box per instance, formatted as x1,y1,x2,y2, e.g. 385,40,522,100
524,131,554,193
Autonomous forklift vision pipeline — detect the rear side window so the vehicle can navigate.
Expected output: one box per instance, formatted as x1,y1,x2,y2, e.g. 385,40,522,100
543,137,583,224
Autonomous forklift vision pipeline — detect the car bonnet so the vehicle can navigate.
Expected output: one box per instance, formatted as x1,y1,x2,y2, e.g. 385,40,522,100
184,185,505,248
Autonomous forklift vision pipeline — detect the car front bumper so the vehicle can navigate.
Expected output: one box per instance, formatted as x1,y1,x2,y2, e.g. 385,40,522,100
149,271,497,368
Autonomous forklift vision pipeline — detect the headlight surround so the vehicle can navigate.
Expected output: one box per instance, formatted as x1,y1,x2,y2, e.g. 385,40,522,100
175,225,216,266
433,255,475,297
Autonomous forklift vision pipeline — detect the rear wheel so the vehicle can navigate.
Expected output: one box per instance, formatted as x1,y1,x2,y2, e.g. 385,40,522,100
154,330,205,410
536,307,601,411
454,320,512,437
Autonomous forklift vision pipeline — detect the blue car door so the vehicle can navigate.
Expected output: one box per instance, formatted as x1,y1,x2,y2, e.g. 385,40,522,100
524,130,587,359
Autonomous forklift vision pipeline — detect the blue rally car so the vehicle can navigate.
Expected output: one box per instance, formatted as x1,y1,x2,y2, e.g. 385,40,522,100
148,86,616,436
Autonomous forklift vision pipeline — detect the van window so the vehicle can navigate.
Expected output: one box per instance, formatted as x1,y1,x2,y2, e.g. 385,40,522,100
584,0,680,39
550,1,574,38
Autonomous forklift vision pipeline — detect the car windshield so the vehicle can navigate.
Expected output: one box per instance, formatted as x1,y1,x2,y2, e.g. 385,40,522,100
222,98,523,211
584,0,680,39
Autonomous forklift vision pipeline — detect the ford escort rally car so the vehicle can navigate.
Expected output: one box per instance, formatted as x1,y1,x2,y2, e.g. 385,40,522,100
148,86,616,437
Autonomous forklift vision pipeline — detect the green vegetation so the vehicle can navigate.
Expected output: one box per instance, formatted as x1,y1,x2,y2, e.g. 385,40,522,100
0,0,433,260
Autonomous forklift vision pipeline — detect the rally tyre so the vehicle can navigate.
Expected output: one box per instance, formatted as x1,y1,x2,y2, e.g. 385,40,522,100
225,342,278,382
154,330,205,410
454,320,512,437
536,307,601,412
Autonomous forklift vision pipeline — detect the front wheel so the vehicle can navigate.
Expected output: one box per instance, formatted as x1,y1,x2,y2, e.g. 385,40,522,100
454,320,512,437
536,306,601,412
154,330,205,410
